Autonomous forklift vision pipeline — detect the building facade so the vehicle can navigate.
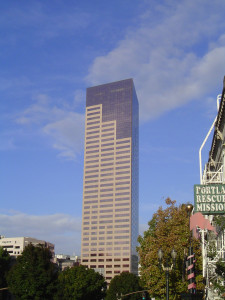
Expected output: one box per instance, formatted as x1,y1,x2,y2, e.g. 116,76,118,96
0,236,55,257
81,79,139,282
197,76,225,298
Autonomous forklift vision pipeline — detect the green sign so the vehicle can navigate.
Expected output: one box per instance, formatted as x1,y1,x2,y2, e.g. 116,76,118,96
194,184,225,214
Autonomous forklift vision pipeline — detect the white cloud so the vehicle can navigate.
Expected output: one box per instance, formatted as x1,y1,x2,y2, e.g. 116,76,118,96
15,93,85,160
0,212,81,255
86,0,225,121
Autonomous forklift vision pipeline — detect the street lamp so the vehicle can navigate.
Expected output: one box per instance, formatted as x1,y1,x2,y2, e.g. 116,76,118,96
158,248,177,300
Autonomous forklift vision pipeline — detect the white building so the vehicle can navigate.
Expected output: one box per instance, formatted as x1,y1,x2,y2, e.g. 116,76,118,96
0,236,55,257
197,76,225,299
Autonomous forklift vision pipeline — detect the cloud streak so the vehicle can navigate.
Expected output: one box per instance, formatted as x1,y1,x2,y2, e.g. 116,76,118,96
15,94,85,160
0,212,82,255
86,0,225,121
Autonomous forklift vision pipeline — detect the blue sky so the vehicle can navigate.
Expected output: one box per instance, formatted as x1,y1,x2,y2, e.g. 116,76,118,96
1,0,225,255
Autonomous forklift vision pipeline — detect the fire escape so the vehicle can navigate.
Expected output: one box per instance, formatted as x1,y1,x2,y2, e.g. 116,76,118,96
199,93,225,299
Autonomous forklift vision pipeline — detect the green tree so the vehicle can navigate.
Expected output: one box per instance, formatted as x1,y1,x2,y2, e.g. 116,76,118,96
0,247,11,300
0,247,11,288
106,272,143,300
7,244,58,300
137,198,204,299
56,264,107,300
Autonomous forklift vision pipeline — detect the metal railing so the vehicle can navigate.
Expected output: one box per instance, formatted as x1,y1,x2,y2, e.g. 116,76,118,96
202,165,223,184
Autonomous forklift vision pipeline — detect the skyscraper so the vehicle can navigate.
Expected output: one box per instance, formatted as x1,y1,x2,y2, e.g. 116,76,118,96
81,79,139,282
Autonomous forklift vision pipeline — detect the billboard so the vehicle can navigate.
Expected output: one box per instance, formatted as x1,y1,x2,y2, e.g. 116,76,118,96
194,184,225,214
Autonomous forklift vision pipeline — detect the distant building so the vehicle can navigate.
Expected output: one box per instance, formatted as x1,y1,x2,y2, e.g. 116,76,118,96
54,254,81,270
0,236,55,257
81,79,139,282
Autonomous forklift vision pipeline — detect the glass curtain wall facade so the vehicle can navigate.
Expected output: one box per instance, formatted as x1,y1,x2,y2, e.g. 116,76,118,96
81,79,139,282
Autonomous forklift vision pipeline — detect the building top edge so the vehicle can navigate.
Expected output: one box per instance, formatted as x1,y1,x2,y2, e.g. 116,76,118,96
209,77,225,160
86,78,134,90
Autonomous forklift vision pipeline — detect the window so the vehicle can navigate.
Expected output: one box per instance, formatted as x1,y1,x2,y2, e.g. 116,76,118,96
102,122,114,127
102,138,114,142
86,130,99,135
115,202,129,207
100,210,113,213
100,215,113,218
116,160,130,165
116,150,130,155
116,145,130,149
87,120,100,126
101,163,113,167
116,155,130,160
116,139,130,144
87,116,100,121
101,148,114,152
100,183,113,187
115,193,129,197
86,135,99,140
86,149,99,154
102,142,114,147
100,168,113,172
102,128,114,132
115,214,130,218
100,188,113,192
100,173,113,177
101,157,113,162
87,125,100,130
87,111,100,116
100,204,113,208
100,193,113,197
115,235,129,239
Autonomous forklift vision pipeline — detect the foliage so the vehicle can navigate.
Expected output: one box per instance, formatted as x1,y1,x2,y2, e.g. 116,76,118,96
207,231,217,260
7,244,58,300
137,198,204,299
106,272,144,300
0,247,11,300
207,215,225,295
213,215,225,230
209,258,225,296
56,264,107,300
0,247,11,288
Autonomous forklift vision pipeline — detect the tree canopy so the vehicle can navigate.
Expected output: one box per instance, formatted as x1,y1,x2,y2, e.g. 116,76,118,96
0,247,11,288
137,198,204,299
105,272,142,300
0,247,11,300
57,264,107,300
106,272,143,300
7,244,58,300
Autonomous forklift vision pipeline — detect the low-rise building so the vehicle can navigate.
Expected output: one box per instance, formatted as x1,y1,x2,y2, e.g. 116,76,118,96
0,236,55,257
54,254,81,270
